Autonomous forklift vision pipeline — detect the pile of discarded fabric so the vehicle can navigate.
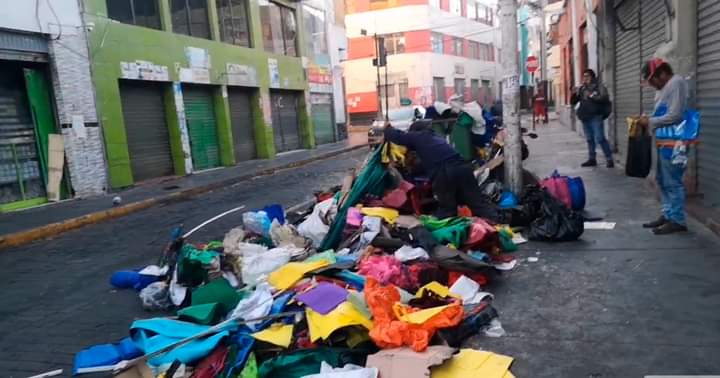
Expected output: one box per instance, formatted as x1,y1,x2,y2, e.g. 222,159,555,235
73,146,523,377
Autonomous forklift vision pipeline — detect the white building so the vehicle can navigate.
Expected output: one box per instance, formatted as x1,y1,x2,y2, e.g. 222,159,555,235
343,0,503,125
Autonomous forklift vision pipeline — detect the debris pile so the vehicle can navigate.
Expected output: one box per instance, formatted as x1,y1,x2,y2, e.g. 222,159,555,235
71,146,553,377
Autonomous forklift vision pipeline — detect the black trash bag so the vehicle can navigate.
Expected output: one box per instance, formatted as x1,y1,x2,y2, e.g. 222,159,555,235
437,302,498,347
626,133,652,178
528,189,584,242
512,185,546,227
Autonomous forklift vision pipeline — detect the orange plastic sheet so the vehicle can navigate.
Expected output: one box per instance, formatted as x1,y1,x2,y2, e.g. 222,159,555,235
364,277,463,352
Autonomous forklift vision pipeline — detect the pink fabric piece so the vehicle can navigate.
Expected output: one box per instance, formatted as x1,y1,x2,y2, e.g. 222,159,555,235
541,176,572,209
383,189,408,209
464,218,497,247
358,255,412,289
347,207,364,227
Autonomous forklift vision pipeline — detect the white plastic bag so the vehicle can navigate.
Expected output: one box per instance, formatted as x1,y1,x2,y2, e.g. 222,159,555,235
298,199,335,248
393,245,429,262
240,242,291,286
229,283,273,330
302,362,378,378
139,281,172,311
270,219,309,248
243,211,271,236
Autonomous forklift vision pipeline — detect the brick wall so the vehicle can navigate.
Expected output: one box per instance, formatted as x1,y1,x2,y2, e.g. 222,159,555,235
48,33,107,197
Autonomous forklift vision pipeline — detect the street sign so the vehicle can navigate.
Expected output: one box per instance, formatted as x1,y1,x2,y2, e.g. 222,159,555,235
526,56,539,74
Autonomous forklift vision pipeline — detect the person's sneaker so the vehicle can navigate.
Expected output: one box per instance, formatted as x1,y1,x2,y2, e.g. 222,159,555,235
652,222,688,235
581,160,598,167
607,160,615,168
643,216,668,228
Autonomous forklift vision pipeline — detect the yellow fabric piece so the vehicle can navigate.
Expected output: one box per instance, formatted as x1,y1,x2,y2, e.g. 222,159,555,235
359,207,400,224
416,281,461,299
432,349,514,378
268,260,330,290
381,143,408,164
252,323,294,348
306,301,373,342
393,303,450,324
495,225,515,238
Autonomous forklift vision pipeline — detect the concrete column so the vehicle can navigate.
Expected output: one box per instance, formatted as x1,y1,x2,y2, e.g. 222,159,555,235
214,85,236,166
570,0,582,87
601,0,617,150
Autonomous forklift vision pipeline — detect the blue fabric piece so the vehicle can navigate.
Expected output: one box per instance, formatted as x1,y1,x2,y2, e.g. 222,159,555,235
110,270,160,291
498,191,518,209
656,147,687,225
130,318,235,366
333,270,366,291
254,291,295,331
567,177,586,211
224,333,255,377
263,204,286,224
469,251,490,262
582,116,613,161
72,338,142,374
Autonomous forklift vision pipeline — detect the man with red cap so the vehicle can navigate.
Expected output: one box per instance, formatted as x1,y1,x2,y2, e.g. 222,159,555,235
636,58,689,235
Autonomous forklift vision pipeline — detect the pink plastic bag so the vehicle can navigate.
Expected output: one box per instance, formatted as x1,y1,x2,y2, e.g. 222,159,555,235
541,171,572,209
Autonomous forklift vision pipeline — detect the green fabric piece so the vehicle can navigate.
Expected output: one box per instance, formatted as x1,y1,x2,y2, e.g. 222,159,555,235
240,352,258,378
451,112,475,160
177,303,220,325
177,244,220,286
204,241,224,251
258,348,368,378
306,250,337,264
191,278,240,317
420,216,472,246
320,148,388,251
498,229,518,252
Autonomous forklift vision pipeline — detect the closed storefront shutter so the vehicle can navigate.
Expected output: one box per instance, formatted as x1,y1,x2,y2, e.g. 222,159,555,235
271,91,302,153
312,93,335,145
640,0,667,113
183,85,220,171
228,88,256,162
613,0,641,158
0,63,45,205
697,0,720,206
119,80,174,182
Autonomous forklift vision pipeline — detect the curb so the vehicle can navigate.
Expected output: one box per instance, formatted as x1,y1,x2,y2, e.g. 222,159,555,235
0,145,367,250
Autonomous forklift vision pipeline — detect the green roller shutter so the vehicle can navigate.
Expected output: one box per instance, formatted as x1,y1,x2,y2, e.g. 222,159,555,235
119,80,174,182
311,93,335,145
183,85,220,171
228,88,256,162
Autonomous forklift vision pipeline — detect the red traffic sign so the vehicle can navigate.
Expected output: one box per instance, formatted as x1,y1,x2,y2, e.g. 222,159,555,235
526,56,539,73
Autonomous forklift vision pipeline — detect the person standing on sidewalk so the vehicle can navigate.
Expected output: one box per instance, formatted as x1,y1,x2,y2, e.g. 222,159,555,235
637,59,689,235
571,69,614,168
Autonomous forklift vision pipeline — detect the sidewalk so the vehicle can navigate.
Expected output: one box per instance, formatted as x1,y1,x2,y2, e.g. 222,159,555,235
0,141,364,248
470,119,720,376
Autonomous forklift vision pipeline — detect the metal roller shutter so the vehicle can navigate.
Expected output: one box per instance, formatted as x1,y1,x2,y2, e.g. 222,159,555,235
183,85,220,171
613,0,641,158
271,91,302,153
228,88,256,162
312,93,335,145
640,0,667,113
119,81,174,182
697,0,720,206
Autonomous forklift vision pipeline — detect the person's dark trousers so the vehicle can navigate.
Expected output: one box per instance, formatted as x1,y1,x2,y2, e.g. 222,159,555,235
432,161,500,221
582,116,613,162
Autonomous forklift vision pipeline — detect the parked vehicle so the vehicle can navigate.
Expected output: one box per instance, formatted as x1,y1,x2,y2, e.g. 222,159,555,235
367,106,425,146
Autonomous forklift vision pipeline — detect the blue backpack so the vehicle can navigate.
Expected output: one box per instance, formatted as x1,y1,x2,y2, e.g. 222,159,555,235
567,176,586,211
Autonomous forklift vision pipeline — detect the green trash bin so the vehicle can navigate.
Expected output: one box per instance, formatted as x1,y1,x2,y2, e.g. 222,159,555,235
450,112,475,161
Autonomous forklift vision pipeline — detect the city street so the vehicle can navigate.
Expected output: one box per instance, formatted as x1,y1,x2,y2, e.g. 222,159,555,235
0,149,368,376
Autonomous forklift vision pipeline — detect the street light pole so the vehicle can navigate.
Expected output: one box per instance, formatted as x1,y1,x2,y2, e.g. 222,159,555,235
500,0,523,194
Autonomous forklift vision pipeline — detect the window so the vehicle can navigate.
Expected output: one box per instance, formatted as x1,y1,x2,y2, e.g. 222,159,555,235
172,0,211,38
383,33,405,55
398,79,409,99
454,78,465,100
260,1,298,56
482,80,492,102
478,43,494,61
431,32,444,54
303,5,328,59
468,41,479,59
466,1,477,20
107,0,161,29
477,4,493,25
453,38,463,56
449,0,461,15
433,77,445,102
217,0,251,47
471,79,479,101
379,81,395,99
429,0,440,8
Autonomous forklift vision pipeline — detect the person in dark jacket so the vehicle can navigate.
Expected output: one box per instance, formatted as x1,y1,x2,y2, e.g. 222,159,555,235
384,119,501,221
571,69,614,168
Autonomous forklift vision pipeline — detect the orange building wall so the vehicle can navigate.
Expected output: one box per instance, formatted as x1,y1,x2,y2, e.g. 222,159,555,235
348,36,376,60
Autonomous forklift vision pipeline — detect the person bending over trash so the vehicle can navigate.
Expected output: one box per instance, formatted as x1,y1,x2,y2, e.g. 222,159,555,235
383,119,502,222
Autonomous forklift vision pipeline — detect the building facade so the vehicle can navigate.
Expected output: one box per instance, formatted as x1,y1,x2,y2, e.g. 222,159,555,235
343,0,503,125
0,0,106,211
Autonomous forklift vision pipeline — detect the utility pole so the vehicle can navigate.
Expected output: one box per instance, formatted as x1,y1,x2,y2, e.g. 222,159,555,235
374,33,385,121
539,0,547,96
500,0,523,194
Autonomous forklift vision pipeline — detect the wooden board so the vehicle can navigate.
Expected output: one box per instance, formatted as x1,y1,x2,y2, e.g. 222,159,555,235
46,134,64,202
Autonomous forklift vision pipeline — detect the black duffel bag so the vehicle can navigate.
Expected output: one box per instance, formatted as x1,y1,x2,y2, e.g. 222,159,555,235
528,188,584,242
626,122,652,178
